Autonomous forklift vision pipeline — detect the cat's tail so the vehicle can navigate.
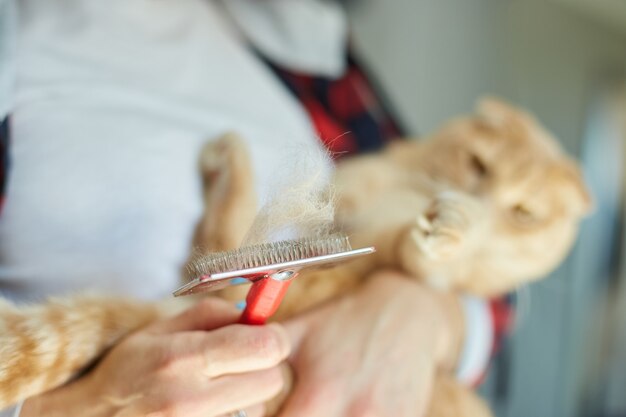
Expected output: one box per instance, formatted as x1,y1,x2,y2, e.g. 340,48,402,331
0,295,179,409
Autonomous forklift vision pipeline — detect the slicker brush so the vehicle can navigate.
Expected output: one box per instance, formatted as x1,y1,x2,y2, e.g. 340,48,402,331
174,234,374,324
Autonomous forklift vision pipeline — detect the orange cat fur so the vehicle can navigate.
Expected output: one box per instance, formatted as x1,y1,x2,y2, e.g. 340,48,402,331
0,99,591,416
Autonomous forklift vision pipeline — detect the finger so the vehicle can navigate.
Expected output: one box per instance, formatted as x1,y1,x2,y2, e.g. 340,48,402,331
216,404,266,417
199,323,291,377
281,317,308,360
281,305,331,361
151,297,240,333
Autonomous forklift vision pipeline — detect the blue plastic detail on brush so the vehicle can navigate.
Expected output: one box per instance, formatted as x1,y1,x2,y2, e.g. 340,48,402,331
230,277,248,285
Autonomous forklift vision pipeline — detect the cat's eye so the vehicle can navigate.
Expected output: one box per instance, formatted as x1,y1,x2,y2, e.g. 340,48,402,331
512,204,535,222
469,154,488,177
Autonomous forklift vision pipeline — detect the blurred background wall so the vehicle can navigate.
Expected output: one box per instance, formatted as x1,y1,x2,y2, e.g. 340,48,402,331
345,1,626,416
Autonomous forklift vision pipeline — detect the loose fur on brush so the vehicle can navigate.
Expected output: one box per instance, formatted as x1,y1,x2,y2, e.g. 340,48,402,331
0,99,592,416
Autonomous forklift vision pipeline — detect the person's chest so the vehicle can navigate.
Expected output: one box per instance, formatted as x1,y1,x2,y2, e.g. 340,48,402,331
0,0,320,301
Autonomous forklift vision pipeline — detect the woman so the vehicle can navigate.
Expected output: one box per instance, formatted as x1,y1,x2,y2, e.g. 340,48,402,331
0,1,470,416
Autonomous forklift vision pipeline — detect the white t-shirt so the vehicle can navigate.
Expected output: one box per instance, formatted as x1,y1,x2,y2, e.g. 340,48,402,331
0,0,16,118
0,0,345,301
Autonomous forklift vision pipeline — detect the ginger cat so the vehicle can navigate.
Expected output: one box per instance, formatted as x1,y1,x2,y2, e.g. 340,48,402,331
210,98,592,416
0,99,591,417
274,97,591,313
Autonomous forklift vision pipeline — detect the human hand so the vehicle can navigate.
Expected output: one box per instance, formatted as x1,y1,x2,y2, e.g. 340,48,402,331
279,271,464,417
21,298,291,417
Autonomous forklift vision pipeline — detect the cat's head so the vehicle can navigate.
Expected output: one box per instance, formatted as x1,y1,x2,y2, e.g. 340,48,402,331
390,98,593,296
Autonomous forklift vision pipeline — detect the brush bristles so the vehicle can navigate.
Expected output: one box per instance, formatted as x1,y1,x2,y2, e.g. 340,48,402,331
186,235,351,281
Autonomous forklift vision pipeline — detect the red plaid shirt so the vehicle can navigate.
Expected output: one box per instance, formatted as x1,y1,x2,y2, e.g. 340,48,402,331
263,54,404,157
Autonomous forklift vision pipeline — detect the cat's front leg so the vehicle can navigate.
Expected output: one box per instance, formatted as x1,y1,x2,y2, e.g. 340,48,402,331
192,132,258,253
399,191,487,287
412,191,486,260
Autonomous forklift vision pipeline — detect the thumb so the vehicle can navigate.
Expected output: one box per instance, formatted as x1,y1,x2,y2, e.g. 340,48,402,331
150,297,239,334
281,307,328,361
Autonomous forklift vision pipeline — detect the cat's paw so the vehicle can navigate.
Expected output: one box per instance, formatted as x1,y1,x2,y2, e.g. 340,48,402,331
200,132,250,181
406,192,483,262
411,211,464,262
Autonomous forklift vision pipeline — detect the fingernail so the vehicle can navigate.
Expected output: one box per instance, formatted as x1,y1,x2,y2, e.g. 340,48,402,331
268,323,291,358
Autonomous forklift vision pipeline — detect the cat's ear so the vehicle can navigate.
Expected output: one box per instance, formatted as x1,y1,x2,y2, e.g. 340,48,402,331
561,161,594,217
475,97,534,130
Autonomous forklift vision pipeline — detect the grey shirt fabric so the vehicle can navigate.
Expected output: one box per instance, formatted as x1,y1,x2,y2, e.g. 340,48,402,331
0,3,18,414
0,0,16,119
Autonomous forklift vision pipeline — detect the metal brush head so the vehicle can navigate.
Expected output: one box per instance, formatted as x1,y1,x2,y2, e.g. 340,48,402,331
174,234,374,296
185,235,351,279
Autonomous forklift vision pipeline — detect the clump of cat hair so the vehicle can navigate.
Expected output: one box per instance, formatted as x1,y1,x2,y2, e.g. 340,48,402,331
243,143,337,245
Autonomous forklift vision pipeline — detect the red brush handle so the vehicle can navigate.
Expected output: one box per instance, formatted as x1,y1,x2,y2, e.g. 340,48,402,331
239,277,293,325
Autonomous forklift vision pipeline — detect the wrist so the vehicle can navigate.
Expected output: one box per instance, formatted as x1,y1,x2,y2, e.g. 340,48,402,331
431,291,465,371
